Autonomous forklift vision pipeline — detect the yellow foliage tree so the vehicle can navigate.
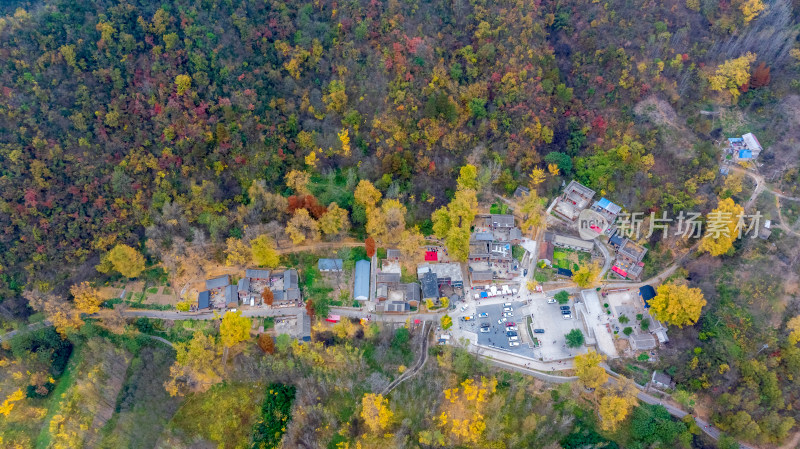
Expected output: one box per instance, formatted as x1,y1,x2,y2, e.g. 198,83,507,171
250,234,280,268
651,282,707,327
740,0,765,23
708,52,756,101
24,290,83,337
220,310,251,349
361,393,393,433
437,377,497,445
573,262,601,288
97,244,145,278
699,197,743,256
456,164,479,191
574,350,609,390
70,282,102,315
175,74,191,96
787,315,800,345
354,180,382,211
598,378,639,431
318,202,350,236
547,163,560,176
528,167,546,188
0,389,24,417
164,331,223,396
286,208,321,244
519,191,545,237
285,169,311,194
441,314,453,330
397,227,426,262
338,129,351,156
366,199,407,245
225,237,251,266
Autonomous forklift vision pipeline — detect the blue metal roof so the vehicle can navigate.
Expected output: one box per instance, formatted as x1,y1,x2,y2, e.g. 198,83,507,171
639,285,657,307
598,198,611,208
354,260,371,300
197,291,210,309
729,137,743,143
739,149,752,159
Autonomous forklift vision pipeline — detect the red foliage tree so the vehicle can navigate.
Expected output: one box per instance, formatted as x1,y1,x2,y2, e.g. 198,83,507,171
365,237,376,258
262,289,274,306
306,299,315,317
257,333,275,354
749,62,771,89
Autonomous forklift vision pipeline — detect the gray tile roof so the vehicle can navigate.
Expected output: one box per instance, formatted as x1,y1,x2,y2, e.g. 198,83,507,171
245,269,270,279
386,249,402,259
197,291,210,309
421,271,439,300
377,272,401,285
284,269,298,289
206,275,230,290
224,285,238,306
237,277,250,292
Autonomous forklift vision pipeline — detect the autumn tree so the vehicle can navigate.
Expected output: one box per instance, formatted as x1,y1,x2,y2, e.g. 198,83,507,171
708,52,756,101
365,237,376,258
262,289,274,306
366,199,407,245
225,237,251,266
257,334,275,354
285,169,311,194
251,234,280,267
397,227,426,262
599,377,639,431
574,350,609,389
285,208,321,244
70,282,102,315
519,191,545,237
749,62,770,88
306,299,315,317
573,262,601,288
164,331,223,396
432,188,478,261
318,202,350,236
441,314,453,330
175,74,191,96
361,393,393,433
220,310,251,350
354,179,382,211
740,0,765,23
699,197,744,256
528,167,546,188
97,244,145,278
650,282,707,327
24,290,83,337
456,164,479,191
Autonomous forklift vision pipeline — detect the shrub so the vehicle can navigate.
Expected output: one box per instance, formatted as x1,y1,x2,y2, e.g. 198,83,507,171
623,327,633,336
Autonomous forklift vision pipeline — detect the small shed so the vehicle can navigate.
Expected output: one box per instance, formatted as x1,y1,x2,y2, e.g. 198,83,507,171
556,268,573,278
651,371,675,390
206,275,230,290
224,285,238,308
245,269,270,280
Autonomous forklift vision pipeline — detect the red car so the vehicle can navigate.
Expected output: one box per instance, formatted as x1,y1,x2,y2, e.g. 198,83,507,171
505,322,516,327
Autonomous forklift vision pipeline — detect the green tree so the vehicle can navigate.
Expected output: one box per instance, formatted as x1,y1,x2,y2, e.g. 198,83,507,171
441,314,453,330
555,290,569,304
566,329,585,348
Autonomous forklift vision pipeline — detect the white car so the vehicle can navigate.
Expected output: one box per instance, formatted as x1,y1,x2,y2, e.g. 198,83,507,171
480,326,491,333
503,306,513,312
460,305,468,312
509,341,520,347
562,314,572,320
506,325,518,331
508,336,519,342
497,317,508,325
503,302,512,307
547,298,556,304
502,312,514,317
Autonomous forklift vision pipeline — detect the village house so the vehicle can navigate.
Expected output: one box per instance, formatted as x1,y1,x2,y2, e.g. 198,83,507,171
468,214,523,284
609,236,647,280
545,232,595,252
552,180,596,222
417,262,464,288
420,271,439,302
728,132,763,161
590,197,623,225
651,371,675,390
318,258,343,272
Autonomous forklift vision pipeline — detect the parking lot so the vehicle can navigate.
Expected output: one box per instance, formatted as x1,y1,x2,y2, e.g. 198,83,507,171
526,295,584,361
459,301,537,357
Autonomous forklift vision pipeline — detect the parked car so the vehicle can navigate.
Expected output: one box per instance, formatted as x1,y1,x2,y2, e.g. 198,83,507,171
508,336,519,342
509,341,520,347
562,314,572,320
462,315,474,321
547,298,556,304
560,306,571,311
506,325,518,331
534,328,545,334
505,322,517,327
502,307,513,312
503,302,512,307
561,310,571,315
502,312,514,317
480,324,490,333
506,331,518,337
478,312,489,318
497,317,508,325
